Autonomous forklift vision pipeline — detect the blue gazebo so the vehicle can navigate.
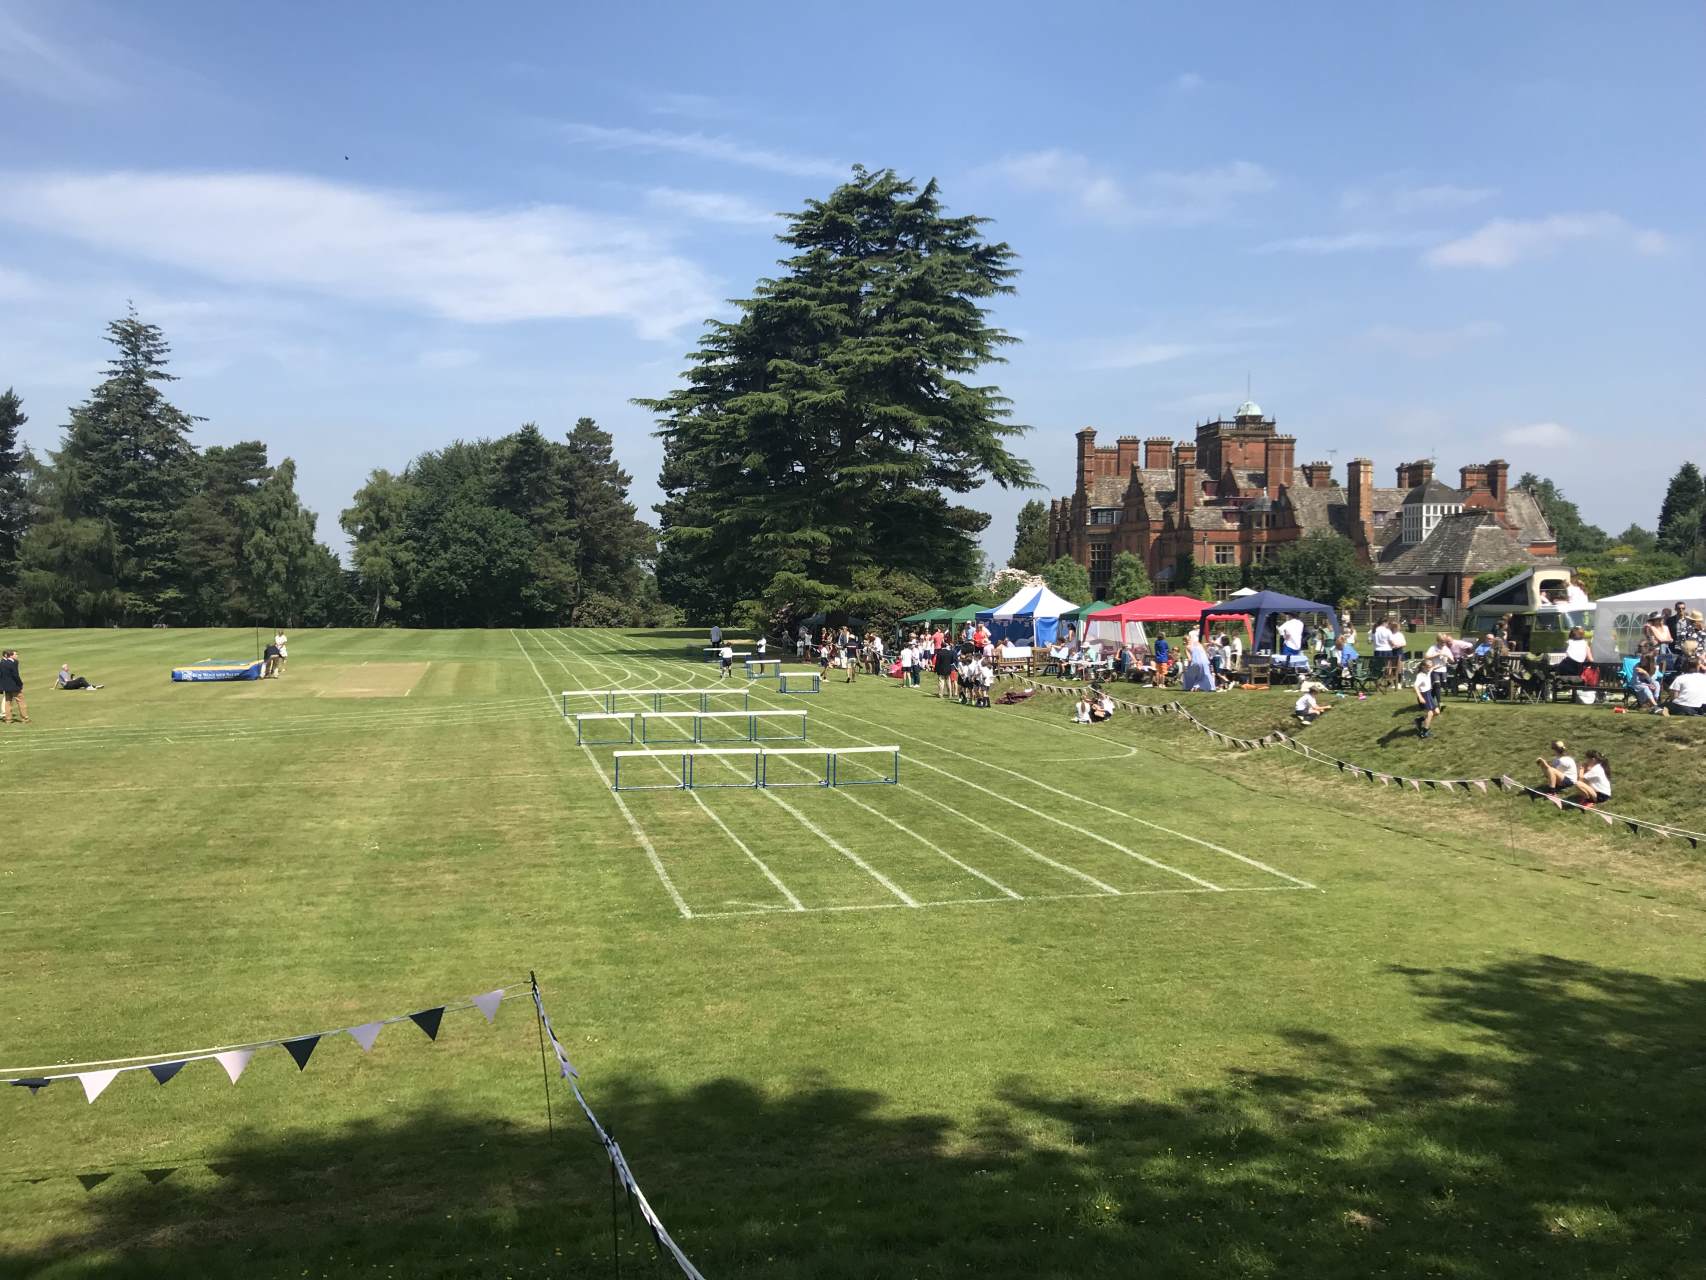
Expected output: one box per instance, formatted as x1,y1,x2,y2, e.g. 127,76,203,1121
1200,590,1338,653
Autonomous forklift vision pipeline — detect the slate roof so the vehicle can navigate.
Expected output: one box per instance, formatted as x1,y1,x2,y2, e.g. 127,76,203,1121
1401,478,1466,506
1382,509,1556,576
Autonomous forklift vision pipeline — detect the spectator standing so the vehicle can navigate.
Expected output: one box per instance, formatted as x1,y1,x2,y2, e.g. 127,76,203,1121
1372,617,1395,681
0,649,27,723
273,630,289,677
710,624,723,648
933,643,955,698
1277,612,1305,659
899,640,916,687
1414,661,1441,738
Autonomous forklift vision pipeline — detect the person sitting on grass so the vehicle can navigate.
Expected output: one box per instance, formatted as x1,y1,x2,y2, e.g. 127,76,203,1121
1294,682,1329,724
1073,692,1093,724
1090,688,1116,723
1537,739,1578,792
1572,750,1612,809
1414,660,1441,738
1629,662,1663,713
1660,657,1706,717
55,664,102,691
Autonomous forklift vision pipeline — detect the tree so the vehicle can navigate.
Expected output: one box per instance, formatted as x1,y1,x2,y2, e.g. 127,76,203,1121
1259,531,1374,606
1041,555,1091,604
1468,563,1529,596
494,423,577,623
1655,462,1704,561
240,458,321,627
562,417,654,626
1518,473,1607,558
0,389,30,612
1103,551,1151,604
342,469,416,624
47,307,203,622
1614,523,1658,555
643,167,1034,624
177,441,270,625
1009,500,1050,572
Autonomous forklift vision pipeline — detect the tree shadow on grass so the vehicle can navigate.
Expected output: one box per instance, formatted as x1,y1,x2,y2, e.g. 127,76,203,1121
5,956,1703,1278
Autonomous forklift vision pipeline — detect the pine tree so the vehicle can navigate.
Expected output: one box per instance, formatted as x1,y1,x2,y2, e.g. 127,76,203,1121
1655,462,1704,559
177,441,271,624
49,307,203,622
642,168,1034,624
0,388,31,613
563,416,653,625
239,458,321,627
495,423,578,623
1009,499,1050,572
1104,551,1152,604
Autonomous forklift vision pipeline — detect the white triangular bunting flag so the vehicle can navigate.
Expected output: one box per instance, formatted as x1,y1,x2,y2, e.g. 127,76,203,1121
1472,779,1487,793
79,1069,121,1104
347,1022,385,1053
551,1037,579,1078
215,1049,255,1084
471,990,505,1024
1409,779,1422,791
1440,780,1455,792
1599,811,1614,826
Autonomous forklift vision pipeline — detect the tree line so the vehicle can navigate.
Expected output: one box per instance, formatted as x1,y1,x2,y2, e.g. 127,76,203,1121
0,311,663,629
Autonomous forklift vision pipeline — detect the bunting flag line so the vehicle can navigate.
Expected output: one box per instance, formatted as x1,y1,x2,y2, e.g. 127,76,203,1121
2,982,530,1098
530,978,704,1280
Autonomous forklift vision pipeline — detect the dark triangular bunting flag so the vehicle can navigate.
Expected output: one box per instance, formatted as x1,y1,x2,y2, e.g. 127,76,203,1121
141,1167,177,1185
282,1036,320,1071
10,1078,52,1095
76,1172,113,1191
1626,821,1640,836
147,1061,187,1086
408,1007,445,1042
207,1162,240,1178
1689,837,1699,850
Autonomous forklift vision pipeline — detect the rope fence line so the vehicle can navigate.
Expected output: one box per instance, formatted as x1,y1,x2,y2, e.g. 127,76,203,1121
1023,681,1705,849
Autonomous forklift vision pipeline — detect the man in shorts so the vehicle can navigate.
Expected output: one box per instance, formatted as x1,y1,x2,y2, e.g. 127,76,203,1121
718,643,734,679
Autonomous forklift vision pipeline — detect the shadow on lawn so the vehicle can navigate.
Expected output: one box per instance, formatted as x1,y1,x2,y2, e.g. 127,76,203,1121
7,957,1703,1279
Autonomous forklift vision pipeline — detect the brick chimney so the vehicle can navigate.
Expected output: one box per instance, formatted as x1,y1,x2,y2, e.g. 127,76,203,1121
1348,457,1374,559
1459,463,1489,493
1144,437,1173,470
1115,435,1141,474
1076,427,1097,492
1488,459,1509,510
1300,460,1334,489
1174,442,1199,510
1263,434,1296,497
1396,459,1435,488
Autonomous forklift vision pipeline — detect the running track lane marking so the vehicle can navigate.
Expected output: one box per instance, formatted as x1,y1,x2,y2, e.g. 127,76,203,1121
509,629,693,920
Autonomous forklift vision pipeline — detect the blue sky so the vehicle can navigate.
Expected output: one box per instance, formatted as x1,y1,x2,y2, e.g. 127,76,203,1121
2,1,1701,561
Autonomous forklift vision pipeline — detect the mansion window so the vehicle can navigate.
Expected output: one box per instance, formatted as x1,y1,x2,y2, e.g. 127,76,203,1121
1400,501,1465,545
1248,512,1274,529
1213,544,1238,566
1089,543,1112,578
1251,544,1275,565
1089,507,1122,526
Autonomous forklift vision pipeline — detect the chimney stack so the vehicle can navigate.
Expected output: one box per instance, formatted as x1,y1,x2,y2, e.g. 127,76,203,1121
1115,435,1140,475
1348,457,1374,558
1396,459,1435,489
1144,436,1173,470
1301,460,1334,489
1174,442,1199,510
1076,427,1097,492
1488,459,1509,509
1263,434,1296,497
1459,463,1489,492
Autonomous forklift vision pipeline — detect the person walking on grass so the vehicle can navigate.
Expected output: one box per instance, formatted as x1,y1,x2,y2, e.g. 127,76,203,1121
273,629,289,677
0,649,28,724
718,642,734,680
1413,659,1441,738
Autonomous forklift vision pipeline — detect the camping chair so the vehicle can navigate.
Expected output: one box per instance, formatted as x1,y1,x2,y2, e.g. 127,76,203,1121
1243,654,1272,689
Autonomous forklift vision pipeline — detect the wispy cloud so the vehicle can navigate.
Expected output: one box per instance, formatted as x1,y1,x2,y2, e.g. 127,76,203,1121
1172,71,1205,92
644,186,780,227
558,122,845,179
990,151,1275,227
1501,421,1574,448
645,91,739,120
1082,339,1213,371
0,171,719,338
0,6,120,101
1340,178,1496,216
1255,229,1442,255
417,347,480,370
1360,321,1504,357
1426,213,1669,269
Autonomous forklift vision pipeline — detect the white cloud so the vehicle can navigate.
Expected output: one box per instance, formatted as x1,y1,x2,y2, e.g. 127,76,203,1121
0,7,119,101
645,91,738,120
1083,340,1210,370
1340,179,1495,216
558,122,845,179
417,348,480,370
1501,421,1574,447
644,187,779,227
1360,321,1504,358
0,265,42,300
1255,229,1441,255
990,151,1274,227
0,171,719,338
1426,213,1670,268
1173,72,1205,92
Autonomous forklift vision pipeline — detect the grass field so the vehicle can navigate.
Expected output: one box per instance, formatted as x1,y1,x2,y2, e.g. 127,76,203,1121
1,627,1703,1279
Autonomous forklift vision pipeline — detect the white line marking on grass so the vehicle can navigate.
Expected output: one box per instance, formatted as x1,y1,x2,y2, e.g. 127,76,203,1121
533,630,807,914
808,700,1314,891
738,683,1222,892
691,883,1315,920
511,629,692,920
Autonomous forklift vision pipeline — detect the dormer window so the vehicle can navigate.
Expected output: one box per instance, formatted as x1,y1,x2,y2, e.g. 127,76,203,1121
1089,507,1122,526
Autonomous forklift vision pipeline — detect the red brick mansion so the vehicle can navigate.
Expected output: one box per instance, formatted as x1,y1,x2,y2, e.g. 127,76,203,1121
1046,402,1560,608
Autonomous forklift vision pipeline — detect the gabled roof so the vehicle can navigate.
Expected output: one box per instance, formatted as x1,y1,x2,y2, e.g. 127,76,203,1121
1401,478,1467,506
1385,509,1552,576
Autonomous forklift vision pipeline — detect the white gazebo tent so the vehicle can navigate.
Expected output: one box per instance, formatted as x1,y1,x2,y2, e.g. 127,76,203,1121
1591,576,1706,662
975,584,1079,646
